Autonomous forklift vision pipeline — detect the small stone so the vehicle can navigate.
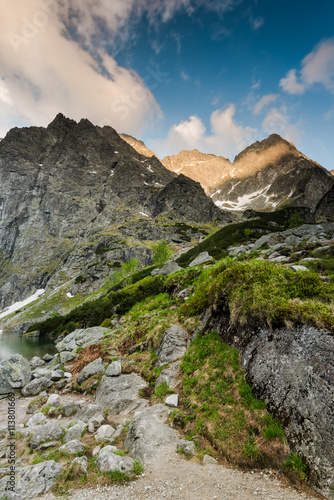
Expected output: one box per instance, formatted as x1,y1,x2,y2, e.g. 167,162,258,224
43,354,54,363
60,351,75,364
29,357,45,369
63,423,87,444
177,439,196,456
64,372,72,379
73,456,88,474
203,454,218,465
92,445,101,457
95,424,116,442
51,370,63,381
47,394,61,408
26,412,46,426
165,394,178,408
105,361,122,377
61,403,81,417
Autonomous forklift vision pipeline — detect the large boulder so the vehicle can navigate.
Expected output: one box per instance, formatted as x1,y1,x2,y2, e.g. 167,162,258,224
156,325,188,367
157,261,182,276
105,361,122,377
76,358,105,385
0,460,62,499
188,251,213,267
63,423,87,444
56,327,109,353
76,404,104,423
241,324,334,498
251,232,285,251
29,423,63,449
0,354,31,395
96,449,134,474
21,377,53,396
155,360,181,388
96,373,147,416
29,357,45,369
60,439,85,454
125,404,179,462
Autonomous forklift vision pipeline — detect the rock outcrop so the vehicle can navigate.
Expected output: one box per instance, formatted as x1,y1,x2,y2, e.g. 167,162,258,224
202,313,334,498
0,460,62,499
0,114,228,310
0,354,31,395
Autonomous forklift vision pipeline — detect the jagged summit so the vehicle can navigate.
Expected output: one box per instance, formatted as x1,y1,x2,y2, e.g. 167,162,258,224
0,114,230,310
123,132,333,213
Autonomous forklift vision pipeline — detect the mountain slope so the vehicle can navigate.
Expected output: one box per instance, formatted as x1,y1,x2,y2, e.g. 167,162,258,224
127,133,333,213
0,115,229,309
212,134,333,212
162,149,232,195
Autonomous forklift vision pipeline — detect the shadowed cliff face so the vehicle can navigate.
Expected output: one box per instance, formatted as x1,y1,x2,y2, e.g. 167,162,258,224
0,114,228,309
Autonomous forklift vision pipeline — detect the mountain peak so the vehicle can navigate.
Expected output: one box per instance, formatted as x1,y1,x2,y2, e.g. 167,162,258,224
47,113,76,131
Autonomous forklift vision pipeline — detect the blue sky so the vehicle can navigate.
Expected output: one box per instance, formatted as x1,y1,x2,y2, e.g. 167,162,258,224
1,0,334,169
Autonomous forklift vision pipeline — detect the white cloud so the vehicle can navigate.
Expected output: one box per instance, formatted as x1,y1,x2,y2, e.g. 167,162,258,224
254,94,279,114
262,107,301,144
280,38,334,95
152,105,257,159
279,69,305,95
0,0,161,138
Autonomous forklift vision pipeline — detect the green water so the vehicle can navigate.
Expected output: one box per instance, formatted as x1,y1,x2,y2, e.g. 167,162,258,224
0,332,57,361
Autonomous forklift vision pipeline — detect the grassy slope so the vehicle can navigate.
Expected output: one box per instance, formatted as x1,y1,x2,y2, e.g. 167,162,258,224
19,214,334,493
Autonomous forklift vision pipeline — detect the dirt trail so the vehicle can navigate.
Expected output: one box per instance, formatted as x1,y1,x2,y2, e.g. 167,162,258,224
39,452,321,500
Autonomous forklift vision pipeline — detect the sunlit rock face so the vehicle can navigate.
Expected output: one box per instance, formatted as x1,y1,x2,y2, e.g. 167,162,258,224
132,133,333,213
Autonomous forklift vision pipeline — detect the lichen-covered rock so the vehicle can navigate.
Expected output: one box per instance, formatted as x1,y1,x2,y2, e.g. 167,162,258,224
204,307,334,499
240,325,334,498
96,449,134,474
29,422,63,448
60,439,85,454
47,394,61,407
21,377,53,396
96,373,147,416
156,325,188,367
125,404,179,462
76,404,104,423
0,354,31,395
95,424,116,441
29,356,45,369
0,460,62,499
63,423,87,444
61,402,82,417
56,327,110,353
73,456,88,474
26,412,46,427
59,351,76,364
77,358,105,385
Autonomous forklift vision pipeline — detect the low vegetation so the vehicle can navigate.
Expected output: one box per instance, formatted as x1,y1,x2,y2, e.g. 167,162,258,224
178,331,286,468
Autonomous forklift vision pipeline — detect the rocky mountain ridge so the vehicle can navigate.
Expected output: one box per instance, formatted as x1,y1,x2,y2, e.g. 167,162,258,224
0,114,230,310
122,133,334,213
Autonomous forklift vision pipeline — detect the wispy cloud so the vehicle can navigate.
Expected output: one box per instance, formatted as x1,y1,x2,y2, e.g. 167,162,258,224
181,71,190,81
0,0,162,137
152,104,257,159
280,38,334,95
254,94,279,114
262,107,301,144
250,16,264,31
